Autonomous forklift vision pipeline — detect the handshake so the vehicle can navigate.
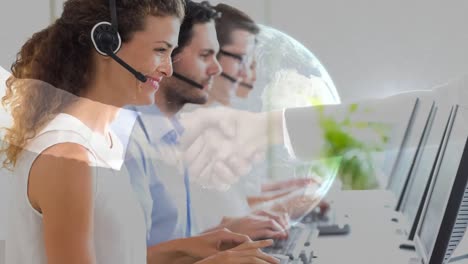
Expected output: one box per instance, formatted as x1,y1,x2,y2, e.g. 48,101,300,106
179,107,284,191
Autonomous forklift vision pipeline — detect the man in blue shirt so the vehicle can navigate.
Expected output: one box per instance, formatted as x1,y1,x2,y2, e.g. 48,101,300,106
117,0,288,249
114,1,224,248
152,0,288,240
120,105,189,245
115,88,279,263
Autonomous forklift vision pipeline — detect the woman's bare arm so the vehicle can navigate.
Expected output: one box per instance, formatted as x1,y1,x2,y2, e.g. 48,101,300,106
29,143,96,264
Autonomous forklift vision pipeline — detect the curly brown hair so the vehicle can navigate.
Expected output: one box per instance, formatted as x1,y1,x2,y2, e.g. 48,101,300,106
1,0,185,169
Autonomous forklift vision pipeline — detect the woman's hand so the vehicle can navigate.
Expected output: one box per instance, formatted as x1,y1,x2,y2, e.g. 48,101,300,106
252,209,290,231
248,178,320,208
184,228,253,259
194,239,280,264
220,215,288,240
261,178,317,193
147,228,251,264
270,192,322,220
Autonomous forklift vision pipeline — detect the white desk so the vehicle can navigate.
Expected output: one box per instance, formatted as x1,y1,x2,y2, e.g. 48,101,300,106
449,234,468,264
313,190,420,264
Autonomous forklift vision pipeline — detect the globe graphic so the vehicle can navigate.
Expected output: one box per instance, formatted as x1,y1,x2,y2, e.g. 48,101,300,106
230,25,342,225
231,24,340,111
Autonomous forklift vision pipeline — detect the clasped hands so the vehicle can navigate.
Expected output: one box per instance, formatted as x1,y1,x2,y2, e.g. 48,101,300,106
179,107,283,190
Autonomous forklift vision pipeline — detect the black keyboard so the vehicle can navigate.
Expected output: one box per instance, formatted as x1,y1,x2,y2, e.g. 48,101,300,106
302,209,351,236
263,223,317,264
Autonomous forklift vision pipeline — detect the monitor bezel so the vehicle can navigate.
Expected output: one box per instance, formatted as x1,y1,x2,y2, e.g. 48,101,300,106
401,106,455,241
394,101,436,212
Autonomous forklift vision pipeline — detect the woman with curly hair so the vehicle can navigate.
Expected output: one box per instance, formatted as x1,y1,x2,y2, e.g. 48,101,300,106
1,0,184,263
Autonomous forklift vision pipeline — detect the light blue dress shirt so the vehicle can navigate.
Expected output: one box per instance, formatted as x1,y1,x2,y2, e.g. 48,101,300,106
113,105,191,246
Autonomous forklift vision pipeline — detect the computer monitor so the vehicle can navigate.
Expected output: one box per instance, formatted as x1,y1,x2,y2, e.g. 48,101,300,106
380,97,418,184
415,105,468,264
387,96,435,202
399,105,454,241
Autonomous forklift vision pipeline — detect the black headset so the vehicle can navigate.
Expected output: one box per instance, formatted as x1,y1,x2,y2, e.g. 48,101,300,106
220,72,238,84
90,0,147,83
172,72,204,89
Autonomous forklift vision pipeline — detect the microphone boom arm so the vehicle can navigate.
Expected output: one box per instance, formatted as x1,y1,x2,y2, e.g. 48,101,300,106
107,51,147,83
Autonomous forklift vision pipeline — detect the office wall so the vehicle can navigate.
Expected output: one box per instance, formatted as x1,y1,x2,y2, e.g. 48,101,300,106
0,0,51,70
199,0,270,24
268,0,468,102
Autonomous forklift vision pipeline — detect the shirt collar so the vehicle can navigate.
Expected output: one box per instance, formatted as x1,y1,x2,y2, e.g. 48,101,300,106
130,105,183,145
170,114,184,136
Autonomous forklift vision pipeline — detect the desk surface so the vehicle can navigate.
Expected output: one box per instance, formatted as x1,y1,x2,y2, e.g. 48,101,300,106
450,236,468,264
313,190,420,264
2,189,467,264
315,190,468,264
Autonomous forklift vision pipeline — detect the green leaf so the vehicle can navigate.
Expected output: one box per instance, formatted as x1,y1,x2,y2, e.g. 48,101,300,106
349,103,359,113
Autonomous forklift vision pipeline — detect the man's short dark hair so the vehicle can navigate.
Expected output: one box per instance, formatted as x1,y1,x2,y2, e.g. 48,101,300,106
172,1,220,57
213,4,260,47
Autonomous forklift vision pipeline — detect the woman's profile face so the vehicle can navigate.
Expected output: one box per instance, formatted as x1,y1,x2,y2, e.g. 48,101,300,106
106,15,181,106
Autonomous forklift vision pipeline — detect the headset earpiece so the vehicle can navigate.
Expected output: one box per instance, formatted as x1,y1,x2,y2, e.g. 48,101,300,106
88,1,147,83
91,21,122,56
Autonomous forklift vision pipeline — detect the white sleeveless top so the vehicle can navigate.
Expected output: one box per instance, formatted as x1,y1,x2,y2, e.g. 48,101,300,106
5,113,146,264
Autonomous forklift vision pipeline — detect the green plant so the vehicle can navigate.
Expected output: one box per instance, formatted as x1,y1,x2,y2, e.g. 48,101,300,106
309,100,389,190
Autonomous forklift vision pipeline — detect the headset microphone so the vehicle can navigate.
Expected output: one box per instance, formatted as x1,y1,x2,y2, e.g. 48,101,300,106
105,49,147,83
90,0,147,83
172,72,204,89
220,72,238,84
239,82,254,90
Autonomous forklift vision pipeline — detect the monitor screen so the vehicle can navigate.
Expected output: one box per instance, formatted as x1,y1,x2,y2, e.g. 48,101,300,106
400,105,453,239
387,97,435,201
416,105,468,263
379,96,419,184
